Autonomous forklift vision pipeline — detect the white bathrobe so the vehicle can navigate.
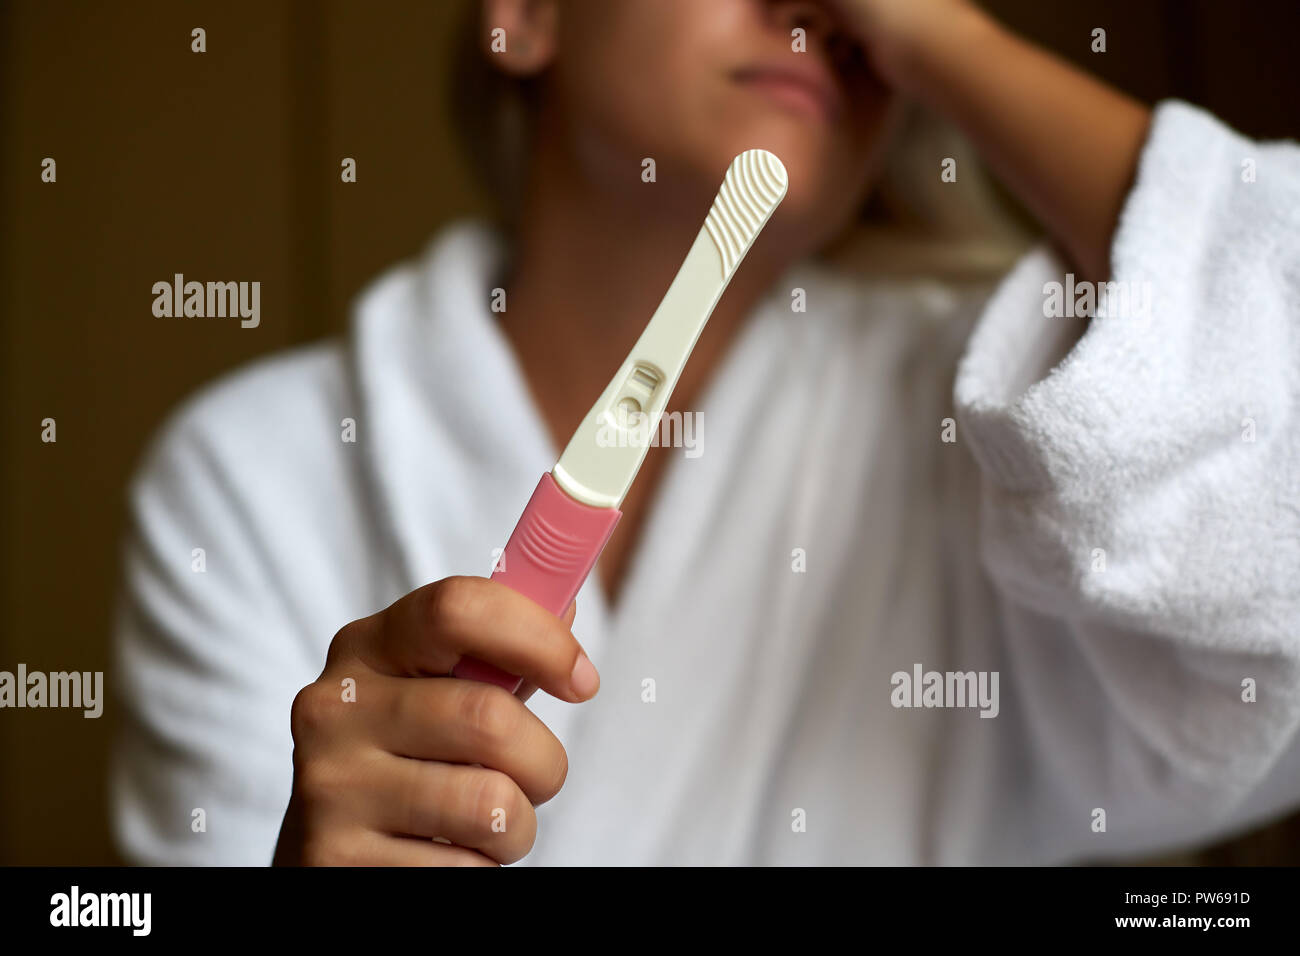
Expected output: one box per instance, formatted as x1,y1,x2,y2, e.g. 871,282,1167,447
112,101,1300,865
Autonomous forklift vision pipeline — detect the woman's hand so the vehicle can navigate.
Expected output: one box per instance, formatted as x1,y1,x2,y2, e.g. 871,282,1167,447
273,576,598,866
826,0,979,94
831,0,1151,281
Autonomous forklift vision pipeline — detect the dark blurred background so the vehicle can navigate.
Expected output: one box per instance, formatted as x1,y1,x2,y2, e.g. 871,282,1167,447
1,0,1297,865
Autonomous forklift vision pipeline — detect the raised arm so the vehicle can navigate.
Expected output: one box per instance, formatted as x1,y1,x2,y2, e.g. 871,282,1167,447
834,0,1151,279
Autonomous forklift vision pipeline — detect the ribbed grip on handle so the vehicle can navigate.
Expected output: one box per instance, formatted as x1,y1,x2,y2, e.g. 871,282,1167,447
702,149,788,280
450,472,621,693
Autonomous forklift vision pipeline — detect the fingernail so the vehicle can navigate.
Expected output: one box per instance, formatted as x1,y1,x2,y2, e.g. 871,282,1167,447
570,652,599,699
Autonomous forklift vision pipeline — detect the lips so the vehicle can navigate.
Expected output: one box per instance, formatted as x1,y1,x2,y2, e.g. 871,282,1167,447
732,64,843,122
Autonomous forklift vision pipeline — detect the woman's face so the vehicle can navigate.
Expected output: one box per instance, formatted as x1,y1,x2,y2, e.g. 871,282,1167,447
538,0,895,255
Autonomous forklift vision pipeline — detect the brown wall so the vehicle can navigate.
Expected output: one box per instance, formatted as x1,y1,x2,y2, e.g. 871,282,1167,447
1,0,1297,864
0,0,489,864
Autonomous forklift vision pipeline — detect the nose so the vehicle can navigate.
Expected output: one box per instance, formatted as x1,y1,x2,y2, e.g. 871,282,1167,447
766,0,836,44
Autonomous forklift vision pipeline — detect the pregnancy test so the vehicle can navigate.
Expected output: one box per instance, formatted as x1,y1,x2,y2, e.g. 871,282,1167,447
453,149,788,692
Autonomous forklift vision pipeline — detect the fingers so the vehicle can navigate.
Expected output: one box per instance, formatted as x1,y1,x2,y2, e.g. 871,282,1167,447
286,580,590,867
377,675,569,805
297,832,499,868
348,577,597,703
512,606,573,701
362,755,539,865
359,832,500,867
296,828,499,867
292,674,568,806
289,686,548,868
511,602,573,704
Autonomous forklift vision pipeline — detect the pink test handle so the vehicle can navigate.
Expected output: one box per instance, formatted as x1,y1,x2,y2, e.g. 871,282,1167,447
450,472,621,693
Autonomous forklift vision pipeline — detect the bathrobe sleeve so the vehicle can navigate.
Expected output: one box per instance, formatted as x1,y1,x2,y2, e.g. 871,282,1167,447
954,101,1300,845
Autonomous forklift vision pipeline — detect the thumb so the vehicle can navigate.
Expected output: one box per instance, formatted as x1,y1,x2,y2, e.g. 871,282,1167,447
516,600,579,703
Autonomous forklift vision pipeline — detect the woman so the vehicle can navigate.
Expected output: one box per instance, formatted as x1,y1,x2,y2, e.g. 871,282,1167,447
113,0,1300,865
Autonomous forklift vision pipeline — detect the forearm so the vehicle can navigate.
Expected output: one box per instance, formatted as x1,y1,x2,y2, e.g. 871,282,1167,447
888,5,1151,280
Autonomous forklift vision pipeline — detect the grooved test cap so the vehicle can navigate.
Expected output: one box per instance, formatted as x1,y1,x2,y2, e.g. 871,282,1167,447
552,149,788,509
704,149,790,279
